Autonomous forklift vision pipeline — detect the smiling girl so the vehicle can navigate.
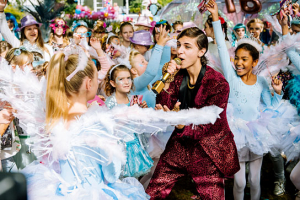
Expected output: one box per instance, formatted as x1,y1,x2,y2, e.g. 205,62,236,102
120,22,134,50
48,17,70,52
0,0,53,61
210,2,283,200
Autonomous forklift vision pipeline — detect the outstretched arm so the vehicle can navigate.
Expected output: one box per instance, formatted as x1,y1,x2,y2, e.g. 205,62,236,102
0,1,20,47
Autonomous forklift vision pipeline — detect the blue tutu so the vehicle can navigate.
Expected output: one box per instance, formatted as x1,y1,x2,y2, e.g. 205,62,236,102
122,135,153,178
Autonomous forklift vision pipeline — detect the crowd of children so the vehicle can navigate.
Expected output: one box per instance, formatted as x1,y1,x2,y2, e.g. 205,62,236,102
1,0,300,199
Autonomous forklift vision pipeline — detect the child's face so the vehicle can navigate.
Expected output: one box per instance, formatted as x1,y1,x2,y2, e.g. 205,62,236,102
248,22,262,39
132,54,148,76
121,25,134,42
235,28,245,39
204,22,213,38
234,48,258,76
291,24,300,35
111,38,120,46
74,26,90,43
171,47,177,55
174,24,183,33
112,70,132,93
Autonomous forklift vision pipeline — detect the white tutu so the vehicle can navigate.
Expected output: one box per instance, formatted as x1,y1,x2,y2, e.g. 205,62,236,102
282,124,300,162
227,100,298,161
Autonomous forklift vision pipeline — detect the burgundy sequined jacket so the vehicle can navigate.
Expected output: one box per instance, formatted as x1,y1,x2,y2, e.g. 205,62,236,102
156,65,240,176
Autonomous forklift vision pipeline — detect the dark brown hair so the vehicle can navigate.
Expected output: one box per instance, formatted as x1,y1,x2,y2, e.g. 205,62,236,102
152,21,171,43
104,65,135,96
235,43,259,61
177,27,208,66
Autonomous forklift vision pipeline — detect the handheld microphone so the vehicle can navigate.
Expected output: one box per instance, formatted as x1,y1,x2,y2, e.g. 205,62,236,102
152,58,182,95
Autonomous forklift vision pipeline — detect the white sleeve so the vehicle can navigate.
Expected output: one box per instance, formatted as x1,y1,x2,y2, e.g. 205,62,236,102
0,12,20,47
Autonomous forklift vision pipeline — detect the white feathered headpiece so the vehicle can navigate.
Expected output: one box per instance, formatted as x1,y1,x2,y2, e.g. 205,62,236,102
236,37,263,53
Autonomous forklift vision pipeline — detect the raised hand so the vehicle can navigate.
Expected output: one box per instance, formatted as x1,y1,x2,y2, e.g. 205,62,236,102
277,10,289,27
90,37,102,50
0,0,7,12
271,77,283,95
155,102,185,129
156,25,171,46
206,0,219,21
292,3,299,16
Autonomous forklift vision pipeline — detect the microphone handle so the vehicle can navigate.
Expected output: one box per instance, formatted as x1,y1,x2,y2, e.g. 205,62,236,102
162,62,180,83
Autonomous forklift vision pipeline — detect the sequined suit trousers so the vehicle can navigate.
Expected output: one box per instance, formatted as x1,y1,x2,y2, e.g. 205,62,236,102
146,133,225,200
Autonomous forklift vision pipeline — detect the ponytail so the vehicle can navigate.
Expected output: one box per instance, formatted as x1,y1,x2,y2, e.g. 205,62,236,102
46,52,96,130
46,53,69,130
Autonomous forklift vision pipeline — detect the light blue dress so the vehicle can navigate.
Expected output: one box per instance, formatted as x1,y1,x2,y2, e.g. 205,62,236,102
132,45,171,108
21,105,150,200
105,93,154,178
213,20,283,161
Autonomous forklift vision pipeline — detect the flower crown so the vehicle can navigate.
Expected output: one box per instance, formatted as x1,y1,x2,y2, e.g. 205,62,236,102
147,2,162,11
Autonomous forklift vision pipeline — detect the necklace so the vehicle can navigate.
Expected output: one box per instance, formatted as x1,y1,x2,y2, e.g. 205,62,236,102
187,78,195,89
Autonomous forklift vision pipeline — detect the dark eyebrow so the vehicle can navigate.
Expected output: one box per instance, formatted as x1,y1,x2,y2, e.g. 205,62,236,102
241,56,249,58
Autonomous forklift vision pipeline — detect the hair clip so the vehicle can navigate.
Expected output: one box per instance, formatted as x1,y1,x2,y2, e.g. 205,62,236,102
14,49,21,56
13,46,27,56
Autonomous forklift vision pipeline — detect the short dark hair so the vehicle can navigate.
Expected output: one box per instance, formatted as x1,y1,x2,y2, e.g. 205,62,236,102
177,27,208,66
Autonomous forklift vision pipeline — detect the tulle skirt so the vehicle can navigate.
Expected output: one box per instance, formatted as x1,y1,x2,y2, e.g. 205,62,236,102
22,161,150,200
122,135,153,178
139,126,174,159
282,124,300,162
227,101,297,162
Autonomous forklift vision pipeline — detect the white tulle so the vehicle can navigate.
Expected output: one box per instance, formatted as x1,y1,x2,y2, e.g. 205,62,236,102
0,60,224,199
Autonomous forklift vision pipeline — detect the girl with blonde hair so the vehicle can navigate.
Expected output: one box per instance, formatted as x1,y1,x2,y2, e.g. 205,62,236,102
48,17,70,52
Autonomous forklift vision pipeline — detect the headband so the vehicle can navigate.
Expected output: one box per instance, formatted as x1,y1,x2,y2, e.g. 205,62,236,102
71,20,88,32
237,38,263,53
106,32,117,44
64,44,89,81
109,64,123,79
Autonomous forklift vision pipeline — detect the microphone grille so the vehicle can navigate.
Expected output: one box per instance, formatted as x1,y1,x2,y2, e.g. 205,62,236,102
174,58,182,65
